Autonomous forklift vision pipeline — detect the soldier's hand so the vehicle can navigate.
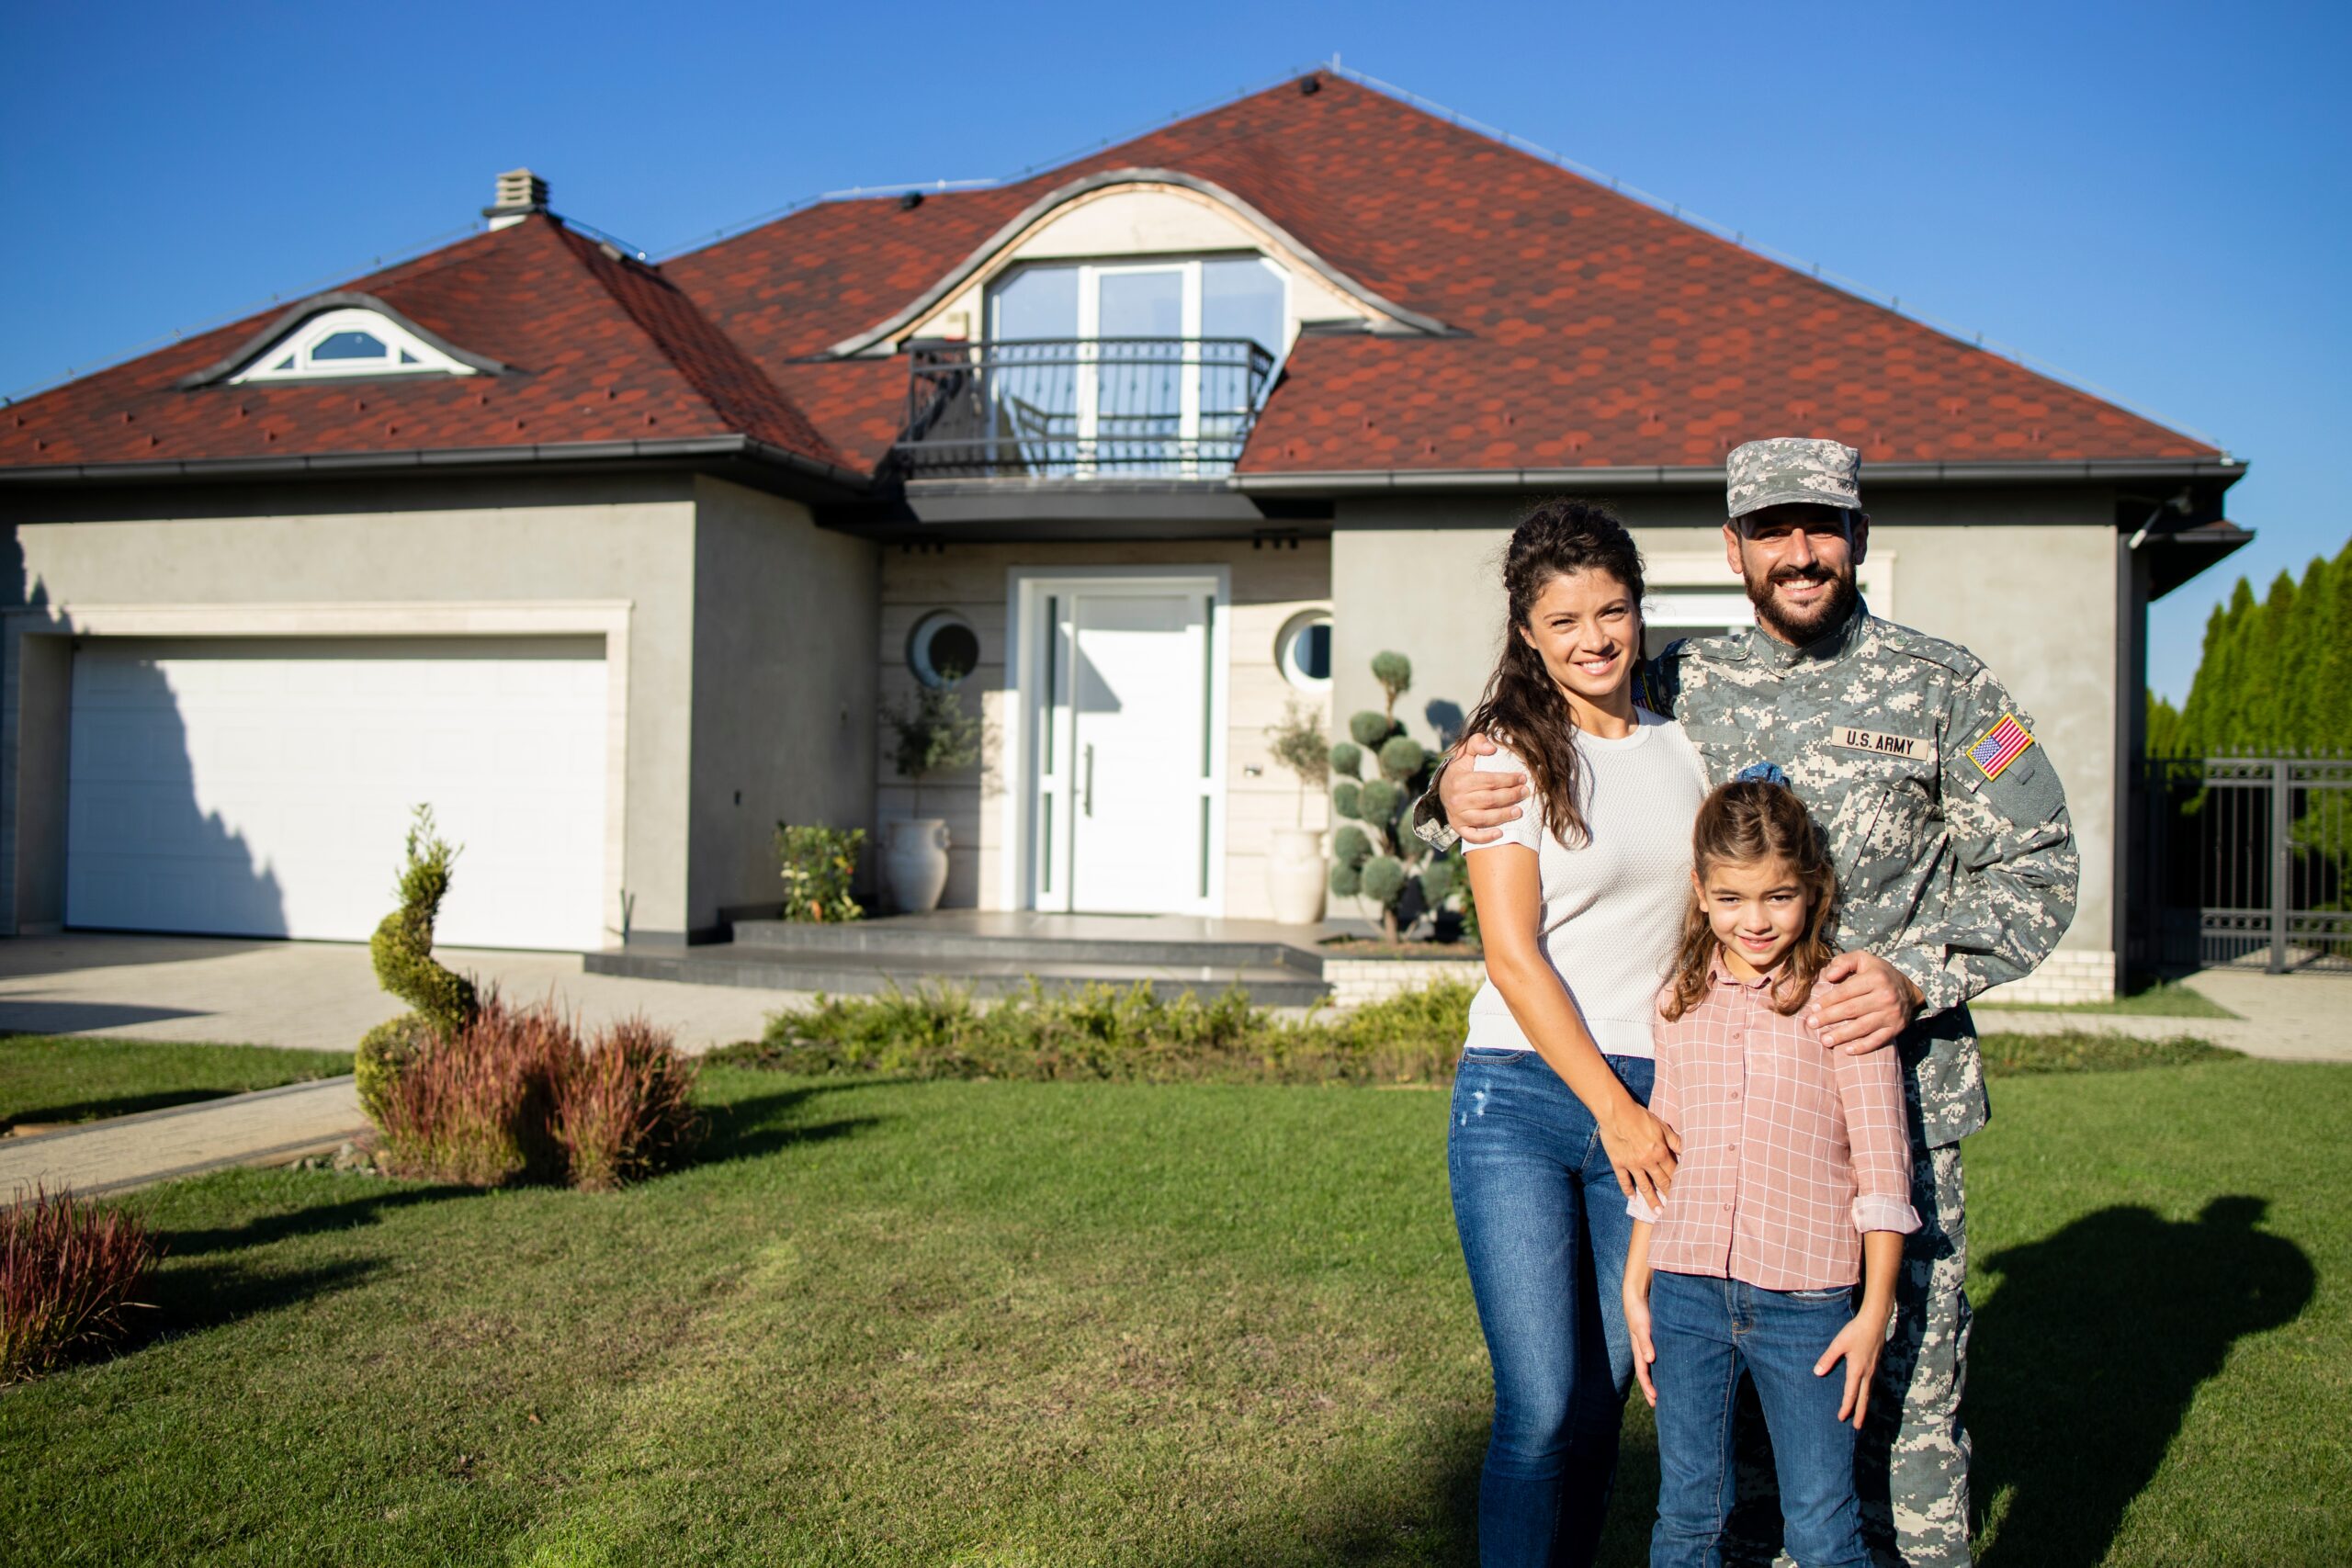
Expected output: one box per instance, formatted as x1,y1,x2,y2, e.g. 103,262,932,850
1437,732,1530,843
1810,951,1921,1055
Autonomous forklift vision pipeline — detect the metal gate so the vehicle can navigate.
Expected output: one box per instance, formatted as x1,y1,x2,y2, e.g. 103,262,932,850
2133,754,2352,974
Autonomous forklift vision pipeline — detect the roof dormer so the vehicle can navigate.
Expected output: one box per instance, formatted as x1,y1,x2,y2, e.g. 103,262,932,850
178,291,508,389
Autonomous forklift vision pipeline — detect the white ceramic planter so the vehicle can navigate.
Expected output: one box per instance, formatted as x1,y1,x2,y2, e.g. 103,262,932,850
883,818,951,913
1265,827,1328,925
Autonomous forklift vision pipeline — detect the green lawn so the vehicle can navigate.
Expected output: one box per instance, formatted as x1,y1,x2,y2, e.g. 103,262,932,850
1974,977,2240,1019
0,1034,353,1132
3,1054,2343,1566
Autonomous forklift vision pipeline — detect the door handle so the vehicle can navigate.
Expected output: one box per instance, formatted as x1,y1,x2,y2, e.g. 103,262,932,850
1083,743,1095,818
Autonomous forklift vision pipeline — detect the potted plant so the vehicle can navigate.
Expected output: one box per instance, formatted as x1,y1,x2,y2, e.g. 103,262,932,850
1262,700,1331,924
880,678,984,913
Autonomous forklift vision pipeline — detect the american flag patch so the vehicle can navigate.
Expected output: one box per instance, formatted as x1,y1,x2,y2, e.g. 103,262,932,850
1968,715,2034,780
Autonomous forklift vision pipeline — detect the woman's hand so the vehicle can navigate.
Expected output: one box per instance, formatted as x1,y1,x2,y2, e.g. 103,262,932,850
1815,1301,1892,1429
1598,1099,1681,1212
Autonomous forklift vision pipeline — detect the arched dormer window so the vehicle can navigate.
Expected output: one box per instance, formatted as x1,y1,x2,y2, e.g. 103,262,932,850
228,306,480,383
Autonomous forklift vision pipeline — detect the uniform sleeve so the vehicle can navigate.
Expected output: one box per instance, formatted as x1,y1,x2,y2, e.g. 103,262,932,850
1410,772,1460,853
1457,747,1542,855
1832,1036,1920,1235
1884,664,2081,1016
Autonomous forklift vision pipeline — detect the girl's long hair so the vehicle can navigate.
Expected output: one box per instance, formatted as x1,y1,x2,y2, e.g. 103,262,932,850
1457,500,1646,848
1663,780,1840,1020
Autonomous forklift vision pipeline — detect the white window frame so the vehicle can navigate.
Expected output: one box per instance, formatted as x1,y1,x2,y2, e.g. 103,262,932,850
230,306,478,383
988,255,1289,478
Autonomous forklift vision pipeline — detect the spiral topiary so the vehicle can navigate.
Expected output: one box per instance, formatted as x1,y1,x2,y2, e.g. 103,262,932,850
1327,649,1455,941
356,806,480,1122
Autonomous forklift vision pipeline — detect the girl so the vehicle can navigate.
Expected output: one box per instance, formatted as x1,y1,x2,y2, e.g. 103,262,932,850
1622,778,1920,1568
1453,500,1710,1567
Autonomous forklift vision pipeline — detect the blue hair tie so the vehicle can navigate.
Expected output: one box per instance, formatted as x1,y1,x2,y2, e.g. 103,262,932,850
1735,761,1791,788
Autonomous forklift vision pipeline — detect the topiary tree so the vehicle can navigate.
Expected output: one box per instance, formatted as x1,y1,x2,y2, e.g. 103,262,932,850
1327,650,1445,941
356,806,480,1122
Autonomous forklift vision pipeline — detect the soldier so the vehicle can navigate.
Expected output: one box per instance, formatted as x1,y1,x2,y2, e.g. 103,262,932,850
1417,437,2079,1568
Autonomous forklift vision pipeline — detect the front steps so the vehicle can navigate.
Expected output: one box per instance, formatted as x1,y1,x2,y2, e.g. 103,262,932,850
583,911,1341,1007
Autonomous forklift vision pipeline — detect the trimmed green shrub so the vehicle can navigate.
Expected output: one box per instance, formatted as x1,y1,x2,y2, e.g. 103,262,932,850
1359,855,1408,907
882,679,983,814
716,976,1480,1086
356,807,479,1122
2,1183,156,1384
1328,650,1458,940
775,824,865,923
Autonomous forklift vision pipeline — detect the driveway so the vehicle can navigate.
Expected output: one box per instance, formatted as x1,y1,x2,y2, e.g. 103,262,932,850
0,933,812,1054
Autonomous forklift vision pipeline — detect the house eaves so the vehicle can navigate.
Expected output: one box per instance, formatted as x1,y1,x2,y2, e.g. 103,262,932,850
1231,457,2249,493
0,434,873,500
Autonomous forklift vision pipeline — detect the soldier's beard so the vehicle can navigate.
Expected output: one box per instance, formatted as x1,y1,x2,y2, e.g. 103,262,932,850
1745,563,1859,645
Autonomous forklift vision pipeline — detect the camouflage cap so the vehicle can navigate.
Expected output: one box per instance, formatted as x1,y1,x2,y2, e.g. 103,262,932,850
1725,437,1862,520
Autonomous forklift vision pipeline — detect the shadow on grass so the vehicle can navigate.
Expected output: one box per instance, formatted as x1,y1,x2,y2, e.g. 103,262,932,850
1969,1197,2314,1567
128,1255,385,1350
7,1086,247,1127
159,1181,480,1258
696,1085,886,1168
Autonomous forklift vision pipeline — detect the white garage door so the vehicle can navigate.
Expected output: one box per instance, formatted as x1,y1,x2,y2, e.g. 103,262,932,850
66,637,609,951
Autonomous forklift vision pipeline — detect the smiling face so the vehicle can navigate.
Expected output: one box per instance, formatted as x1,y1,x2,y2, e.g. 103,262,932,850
1516,566,1640,714
1694,852,1812,977
1724,502,1867,644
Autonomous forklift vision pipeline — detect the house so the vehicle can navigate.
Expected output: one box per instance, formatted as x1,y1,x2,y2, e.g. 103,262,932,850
0,73,2250,998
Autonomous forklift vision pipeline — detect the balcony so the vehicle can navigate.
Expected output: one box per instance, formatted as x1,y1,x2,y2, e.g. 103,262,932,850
888,337,1276,480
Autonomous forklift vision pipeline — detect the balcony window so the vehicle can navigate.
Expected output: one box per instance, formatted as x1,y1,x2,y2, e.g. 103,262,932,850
893,256,1287,479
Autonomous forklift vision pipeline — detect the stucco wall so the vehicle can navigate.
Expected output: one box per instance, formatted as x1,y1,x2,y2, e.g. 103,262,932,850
5,474,699,939
876,537,1331,915
688,477,878,924
1329,487,2121,968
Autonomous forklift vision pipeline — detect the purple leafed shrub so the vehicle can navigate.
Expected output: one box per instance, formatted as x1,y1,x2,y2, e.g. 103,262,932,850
557,1016,703,1192
2,1184,158,1384
374,993,572,1187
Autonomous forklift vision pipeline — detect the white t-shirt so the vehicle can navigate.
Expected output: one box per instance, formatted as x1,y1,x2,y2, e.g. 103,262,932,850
1460,708,1711,1059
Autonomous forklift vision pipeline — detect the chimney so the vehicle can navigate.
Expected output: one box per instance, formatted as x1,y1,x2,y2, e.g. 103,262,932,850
484,168,549,231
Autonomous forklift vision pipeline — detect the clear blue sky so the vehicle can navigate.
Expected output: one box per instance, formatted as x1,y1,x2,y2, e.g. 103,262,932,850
5,0,2344,701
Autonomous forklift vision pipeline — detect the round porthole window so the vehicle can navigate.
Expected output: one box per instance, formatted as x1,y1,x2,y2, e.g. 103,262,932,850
1276,609,1332,691
908,610,981,687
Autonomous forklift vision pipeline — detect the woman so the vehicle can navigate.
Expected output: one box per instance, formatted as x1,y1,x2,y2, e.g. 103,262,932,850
1450,500,1710,1566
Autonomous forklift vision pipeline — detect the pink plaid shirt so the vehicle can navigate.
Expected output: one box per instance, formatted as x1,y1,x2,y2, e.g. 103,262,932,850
1629,960,1920,1291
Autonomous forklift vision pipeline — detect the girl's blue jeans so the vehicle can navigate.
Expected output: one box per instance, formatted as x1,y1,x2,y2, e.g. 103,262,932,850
1448,1045,1655,1568
1646,1269,1870,1568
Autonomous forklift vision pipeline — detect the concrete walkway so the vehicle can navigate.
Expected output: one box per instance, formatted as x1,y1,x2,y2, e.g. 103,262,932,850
0,933,814,1054
0,1076,367,1199
1975,968,2352,1064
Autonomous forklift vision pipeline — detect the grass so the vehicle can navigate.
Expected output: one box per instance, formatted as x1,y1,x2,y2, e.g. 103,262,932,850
1978,1029,2233,1076
1976,977,2241,1019
1,1041,2341,1565
0,1035,352,1133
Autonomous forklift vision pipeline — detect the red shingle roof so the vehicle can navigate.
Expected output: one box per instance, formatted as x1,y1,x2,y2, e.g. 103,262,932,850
0,215,848,475
668,74,2216,472
3,74,2213,484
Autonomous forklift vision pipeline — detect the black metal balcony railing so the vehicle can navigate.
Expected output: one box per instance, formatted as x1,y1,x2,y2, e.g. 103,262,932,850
888,337,1276,479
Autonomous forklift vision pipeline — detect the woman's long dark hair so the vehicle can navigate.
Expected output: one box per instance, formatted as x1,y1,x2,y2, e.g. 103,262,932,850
1458,500,1647,848
1662,780,1840,1020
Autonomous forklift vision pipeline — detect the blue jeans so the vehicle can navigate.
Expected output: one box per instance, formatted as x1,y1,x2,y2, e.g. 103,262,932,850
1647,1269,1870,1568
1449,1046,1655,1568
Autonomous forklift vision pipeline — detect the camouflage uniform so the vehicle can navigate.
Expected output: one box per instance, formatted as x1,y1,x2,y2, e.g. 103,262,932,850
1415,439,2079,1567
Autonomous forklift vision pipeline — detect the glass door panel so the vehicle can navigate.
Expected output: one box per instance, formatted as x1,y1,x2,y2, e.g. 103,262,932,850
1093,268,1185,472
989,265,1080,474
1199,257,1285,466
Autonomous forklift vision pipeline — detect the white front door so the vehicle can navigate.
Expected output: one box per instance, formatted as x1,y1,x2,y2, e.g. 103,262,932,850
1021,574,1226,915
